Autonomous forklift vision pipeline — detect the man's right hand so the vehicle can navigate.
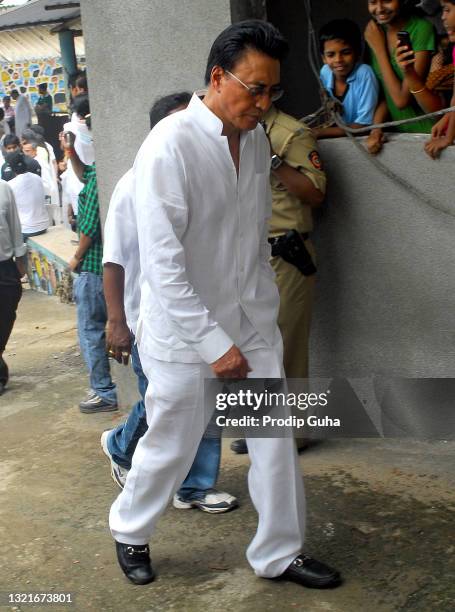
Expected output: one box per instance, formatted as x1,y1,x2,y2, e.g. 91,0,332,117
106,319,132,365
211,345,251,379
59,131,75,153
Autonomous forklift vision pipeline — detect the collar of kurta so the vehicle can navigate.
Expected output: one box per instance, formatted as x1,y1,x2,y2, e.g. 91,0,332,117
188,92,225,137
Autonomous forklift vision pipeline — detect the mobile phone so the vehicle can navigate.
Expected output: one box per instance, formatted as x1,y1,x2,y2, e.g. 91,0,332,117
397,31,413,52
64,131,73,146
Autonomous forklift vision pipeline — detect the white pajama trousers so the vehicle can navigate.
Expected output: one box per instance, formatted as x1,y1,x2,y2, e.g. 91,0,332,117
109,346,306,578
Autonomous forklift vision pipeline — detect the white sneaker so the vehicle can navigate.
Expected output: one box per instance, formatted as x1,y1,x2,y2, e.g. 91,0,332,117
100,430,129,489
173,489,238,514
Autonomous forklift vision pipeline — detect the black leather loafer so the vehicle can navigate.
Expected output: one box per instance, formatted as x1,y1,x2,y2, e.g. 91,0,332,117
230,439,248,454
115,541,155,585
280,554,342,589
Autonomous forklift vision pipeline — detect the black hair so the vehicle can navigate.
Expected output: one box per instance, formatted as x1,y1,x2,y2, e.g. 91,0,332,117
21,128,40,145
204,19,288,85
3,95,10,102
388,0,424,17
72,93,91,129
10,89,18,97
5,150,27,175
68,71,82,88
3,134,20,147
75,72,88,92
149,91,192,130
30,124,45,137
38,82,48,91
319,19,362,56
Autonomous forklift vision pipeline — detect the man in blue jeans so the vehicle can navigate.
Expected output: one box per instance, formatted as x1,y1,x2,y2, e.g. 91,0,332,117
67,94,118,413
100,93,237,513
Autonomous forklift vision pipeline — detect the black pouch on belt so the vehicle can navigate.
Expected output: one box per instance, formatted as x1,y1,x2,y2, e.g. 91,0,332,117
269,230,317,276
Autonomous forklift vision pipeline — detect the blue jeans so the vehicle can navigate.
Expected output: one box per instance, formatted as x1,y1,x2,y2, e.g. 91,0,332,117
73,272,117,404
107,338,222,500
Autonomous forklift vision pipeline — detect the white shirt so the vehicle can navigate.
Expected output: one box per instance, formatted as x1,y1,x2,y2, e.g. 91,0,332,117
134,93,280,364
9,172,48,235
63,113,95,166
61,160,84,216
103,169,141,334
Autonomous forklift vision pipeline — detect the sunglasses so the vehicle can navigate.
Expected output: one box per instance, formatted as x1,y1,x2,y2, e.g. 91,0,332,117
225,70,284,102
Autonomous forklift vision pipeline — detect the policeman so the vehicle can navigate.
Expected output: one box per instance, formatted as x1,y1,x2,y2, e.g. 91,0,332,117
231,104,326,454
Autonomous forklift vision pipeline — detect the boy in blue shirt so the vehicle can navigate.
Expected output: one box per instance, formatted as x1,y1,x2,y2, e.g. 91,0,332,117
315,19,379,139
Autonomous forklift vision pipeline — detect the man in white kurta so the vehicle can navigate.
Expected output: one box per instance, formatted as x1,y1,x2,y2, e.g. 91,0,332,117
10,91,32,139
109,20,340,590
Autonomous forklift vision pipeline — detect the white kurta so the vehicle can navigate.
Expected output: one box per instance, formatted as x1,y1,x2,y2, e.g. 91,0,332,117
14,95,32,139
109,94,306,578
134,94,281,364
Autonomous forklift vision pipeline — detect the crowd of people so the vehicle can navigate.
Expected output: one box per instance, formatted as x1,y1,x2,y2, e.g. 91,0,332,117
0,0,454,593
0,71,88,394
314,1,455,158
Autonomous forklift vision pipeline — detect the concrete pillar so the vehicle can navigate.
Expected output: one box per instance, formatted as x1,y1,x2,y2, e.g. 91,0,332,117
58,29,78,79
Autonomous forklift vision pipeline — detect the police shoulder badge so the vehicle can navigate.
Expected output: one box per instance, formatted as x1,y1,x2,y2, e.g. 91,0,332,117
308,150,323,170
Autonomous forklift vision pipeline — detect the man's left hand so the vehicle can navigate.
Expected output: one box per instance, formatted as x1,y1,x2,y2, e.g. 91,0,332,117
106,320,132,365
68,255,80,272
15,257,26,278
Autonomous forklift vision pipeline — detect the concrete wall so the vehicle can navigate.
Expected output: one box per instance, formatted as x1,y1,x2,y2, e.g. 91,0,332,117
80,0,232,224
313,134,455,379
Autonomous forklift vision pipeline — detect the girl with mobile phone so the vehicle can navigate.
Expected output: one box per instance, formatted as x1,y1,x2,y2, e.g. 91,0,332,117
365,0,444,153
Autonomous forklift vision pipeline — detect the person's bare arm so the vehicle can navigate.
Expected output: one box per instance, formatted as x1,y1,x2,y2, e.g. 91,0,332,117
365,100,389,155
272,162,324,207
314,123,369,140
60,132,86,181
365,20,432,110
68,232,92,271
424,84,455,159
103,263,132,364
396,46,444,113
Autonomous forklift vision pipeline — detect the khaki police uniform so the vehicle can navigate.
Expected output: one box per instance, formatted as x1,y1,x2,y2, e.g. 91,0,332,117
263,106,326,379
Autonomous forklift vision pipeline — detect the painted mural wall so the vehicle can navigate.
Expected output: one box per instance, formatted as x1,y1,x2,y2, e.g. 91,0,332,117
0,56,85,113
27,243,74,303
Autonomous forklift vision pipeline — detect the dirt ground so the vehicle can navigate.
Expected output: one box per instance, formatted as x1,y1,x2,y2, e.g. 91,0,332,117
1,290,454,612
